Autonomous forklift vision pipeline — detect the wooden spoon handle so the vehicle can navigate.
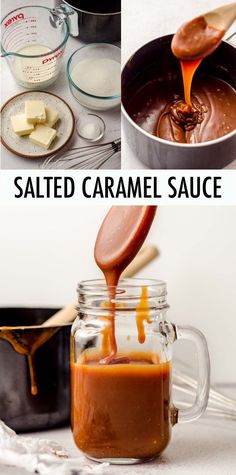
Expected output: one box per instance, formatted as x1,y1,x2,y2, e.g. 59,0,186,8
42,244,159,327
204,3,236,31
41,303,77,328
122,245,159,278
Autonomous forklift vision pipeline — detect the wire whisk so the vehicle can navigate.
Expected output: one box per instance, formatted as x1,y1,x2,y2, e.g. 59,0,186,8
173,365,236,421
41,138,121,170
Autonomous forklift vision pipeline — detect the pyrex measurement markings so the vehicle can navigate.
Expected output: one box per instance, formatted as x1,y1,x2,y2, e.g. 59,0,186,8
3,20,38,52
4,13,24,27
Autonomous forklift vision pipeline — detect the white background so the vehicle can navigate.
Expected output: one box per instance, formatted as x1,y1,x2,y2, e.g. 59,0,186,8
0,204,236,384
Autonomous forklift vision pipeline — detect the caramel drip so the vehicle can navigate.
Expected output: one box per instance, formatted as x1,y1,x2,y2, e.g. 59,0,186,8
155,59,206,141
169,98,207,131
100,301,128,360
100,286,152,361
100,289,117,365
27,354,38,396
157,95,207,141
94,207,157,364
101,317,110,354
136,287,151,344
100,285,152,360
180,59,202,105
0,326,59,396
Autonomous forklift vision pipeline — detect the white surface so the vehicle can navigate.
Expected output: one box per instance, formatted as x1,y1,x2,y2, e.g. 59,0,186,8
1,91,74,157
1,0,121,169
121,0,236,169
1,417,236,475
0,420,103,475
0,205,236,384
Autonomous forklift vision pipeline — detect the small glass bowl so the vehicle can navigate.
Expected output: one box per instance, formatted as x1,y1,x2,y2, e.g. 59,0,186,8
76,114,105,142
67,43,121,111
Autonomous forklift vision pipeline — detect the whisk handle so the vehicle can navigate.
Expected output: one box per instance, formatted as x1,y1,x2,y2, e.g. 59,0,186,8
111,138,121,153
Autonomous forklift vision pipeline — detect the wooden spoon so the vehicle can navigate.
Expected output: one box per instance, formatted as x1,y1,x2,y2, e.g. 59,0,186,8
122,245,159,278
172,2,236,60
41,302,78,328
204,2,236,32
41,245,159,328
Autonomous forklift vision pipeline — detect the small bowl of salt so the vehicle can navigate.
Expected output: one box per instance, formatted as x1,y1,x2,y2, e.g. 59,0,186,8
77,114,105,142
67,44,121,111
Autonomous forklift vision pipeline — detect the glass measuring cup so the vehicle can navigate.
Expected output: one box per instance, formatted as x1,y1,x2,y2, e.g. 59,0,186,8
1,6,70,89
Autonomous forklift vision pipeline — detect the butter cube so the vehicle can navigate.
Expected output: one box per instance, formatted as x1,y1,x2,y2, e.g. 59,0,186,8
45,106,59,128
25,101,46,124
29,124,57,149
11,114,34,136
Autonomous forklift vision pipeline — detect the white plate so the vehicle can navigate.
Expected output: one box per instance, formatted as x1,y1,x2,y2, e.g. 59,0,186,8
1,91,75,159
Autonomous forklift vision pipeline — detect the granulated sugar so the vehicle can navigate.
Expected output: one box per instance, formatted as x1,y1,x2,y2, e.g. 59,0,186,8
71,58,121,97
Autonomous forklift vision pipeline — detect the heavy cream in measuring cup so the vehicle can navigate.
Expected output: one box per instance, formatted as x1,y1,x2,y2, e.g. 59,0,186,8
12,44,59,89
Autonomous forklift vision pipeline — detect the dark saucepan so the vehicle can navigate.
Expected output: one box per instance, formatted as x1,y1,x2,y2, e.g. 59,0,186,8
56,0,121,43
0,308,71,432
122,35,236,169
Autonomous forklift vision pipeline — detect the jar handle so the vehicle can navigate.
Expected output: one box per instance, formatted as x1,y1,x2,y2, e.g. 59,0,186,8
173,324,210,424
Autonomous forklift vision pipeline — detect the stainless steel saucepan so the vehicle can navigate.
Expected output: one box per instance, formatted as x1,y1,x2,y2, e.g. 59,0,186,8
122,34,236,169
53,0,121,43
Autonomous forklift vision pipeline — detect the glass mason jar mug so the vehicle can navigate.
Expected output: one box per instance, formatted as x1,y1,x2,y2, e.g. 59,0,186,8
71,279,210,464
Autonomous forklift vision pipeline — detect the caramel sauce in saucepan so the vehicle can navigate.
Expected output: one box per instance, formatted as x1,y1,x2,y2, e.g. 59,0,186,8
156,15,232,143
173,15,225,108
128,16,236,144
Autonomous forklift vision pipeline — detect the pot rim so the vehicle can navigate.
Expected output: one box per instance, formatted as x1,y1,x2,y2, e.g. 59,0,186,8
0,307,72,330
0,323,71,330
121,36,236,149
63,0,121,16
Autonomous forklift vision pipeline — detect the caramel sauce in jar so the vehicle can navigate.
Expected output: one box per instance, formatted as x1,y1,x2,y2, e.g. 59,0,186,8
71,352,171,460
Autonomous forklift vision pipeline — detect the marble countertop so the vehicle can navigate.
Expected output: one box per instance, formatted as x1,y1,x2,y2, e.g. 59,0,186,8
1,416,236,475
121,0,236,169
1,0,121,170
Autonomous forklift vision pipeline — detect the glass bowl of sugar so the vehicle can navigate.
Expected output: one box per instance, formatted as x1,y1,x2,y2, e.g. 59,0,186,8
67,44,121,111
